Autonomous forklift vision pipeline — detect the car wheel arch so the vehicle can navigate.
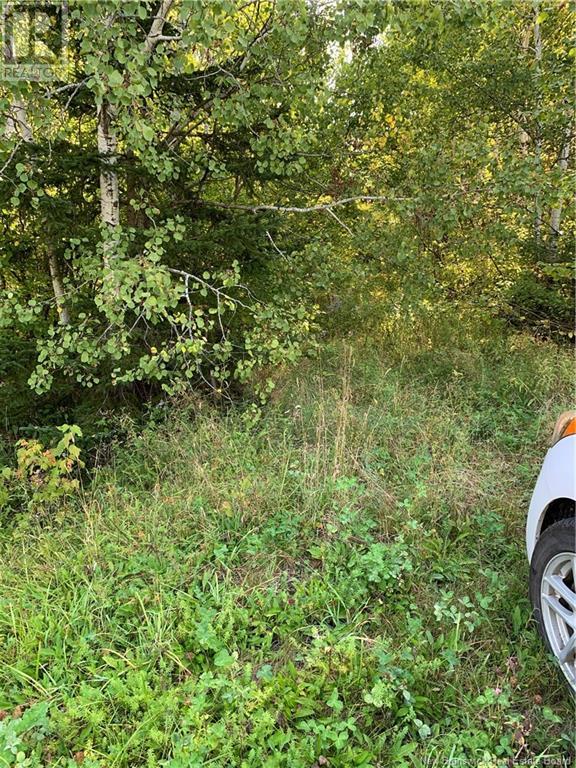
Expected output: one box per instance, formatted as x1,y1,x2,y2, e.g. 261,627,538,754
538,497,575,539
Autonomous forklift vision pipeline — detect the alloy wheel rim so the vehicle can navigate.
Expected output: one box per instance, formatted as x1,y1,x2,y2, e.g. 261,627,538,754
540,551,576,690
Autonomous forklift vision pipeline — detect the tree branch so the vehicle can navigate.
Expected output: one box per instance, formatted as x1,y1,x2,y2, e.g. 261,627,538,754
144,0,176,56
205,195,412,214
167,267,254,310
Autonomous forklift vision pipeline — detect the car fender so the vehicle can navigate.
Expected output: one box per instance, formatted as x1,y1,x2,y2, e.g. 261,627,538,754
526,434,576,561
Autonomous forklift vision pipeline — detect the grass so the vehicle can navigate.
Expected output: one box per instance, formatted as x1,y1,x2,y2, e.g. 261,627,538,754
0,322,574,767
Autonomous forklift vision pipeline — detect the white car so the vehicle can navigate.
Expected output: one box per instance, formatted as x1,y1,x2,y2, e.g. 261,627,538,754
527,411,576,691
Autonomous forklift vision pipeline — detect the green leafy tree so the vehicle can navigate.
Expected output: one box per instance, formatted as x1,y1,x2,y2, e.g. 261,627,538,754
1,0,352,401
1,0,573,422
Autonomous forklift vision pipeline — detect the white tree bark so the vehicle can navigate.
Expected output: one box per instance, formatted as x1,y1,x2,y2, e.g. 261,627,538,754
6,101,33,141
144,0,176,56
48,246,71,325
518,27,531,156
97,100,120,231
533,5,543,251
97,0,175,259
546,124,573,261
3,31,33,140
4,28,69,322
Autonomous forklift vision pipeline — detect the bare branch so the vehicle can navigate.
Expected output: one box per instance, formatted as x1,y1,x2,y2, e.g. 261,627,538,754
167,267,254,310
154,34,181,43
44,78,88,99
206,195,411,214
266,230,288,259
0,137,23,180
325,207,353,234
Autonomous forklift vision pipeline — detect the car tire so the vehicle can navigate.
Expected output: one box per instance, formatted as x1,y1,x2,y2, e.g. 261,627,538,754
529,516,575,691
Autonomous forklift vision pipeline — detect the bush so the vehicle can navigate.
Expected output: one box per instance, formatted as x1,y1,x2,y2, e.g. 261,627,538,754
0,424,83,520
505,267,575,341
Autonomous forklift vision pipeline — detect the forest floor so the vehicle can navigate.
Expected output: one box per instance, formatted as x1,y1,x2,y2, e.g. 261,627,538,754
0,324,574,767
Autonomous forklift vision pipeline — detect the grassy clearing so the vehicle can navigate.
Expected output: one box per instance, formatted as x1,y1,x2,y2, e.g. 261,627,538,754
0,325,574,767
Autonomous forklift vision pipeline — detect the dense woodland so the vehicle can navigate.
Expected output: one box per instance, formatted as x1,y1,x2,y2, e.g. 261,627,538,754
0,1,574,766
1,0,573,429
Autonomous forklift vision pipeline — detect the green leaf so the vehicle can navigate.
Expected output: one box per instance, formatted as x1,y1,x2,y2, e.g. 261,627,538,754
108,70,123,87
214,648,234,668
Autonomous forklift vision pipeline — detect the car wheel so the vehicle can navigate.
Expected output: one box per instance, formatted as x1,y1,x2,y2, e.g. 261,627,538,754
529,517,575,691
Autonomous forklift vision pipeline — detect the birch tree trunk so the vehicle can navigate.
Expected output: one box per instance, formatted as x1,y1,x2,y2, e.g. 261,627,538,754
97,0,174,262
533,6,543,252
3,30,33,140
97,100,120,231
48,246,71,325
5,101,33,141
144,0,176,56
4,24,69,322
546,124,573,262
518,27,531,156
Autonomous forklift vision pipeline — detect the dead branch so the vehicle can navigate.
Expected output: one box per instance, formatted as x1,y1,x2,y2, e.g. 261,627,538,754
205,195,412,214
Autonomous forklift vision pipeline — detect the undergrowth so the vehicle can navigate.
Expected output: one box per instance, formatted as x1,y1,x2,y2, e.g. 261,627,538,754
0,325,574,767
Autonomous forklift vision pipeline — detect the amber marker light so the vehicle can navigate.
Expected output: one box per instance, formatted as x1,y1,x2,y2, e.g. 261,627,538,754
551,411,576,446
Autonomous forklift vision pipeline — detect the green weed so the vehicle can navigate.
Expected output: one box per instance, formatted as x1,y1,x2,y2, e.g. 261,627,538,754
0,328,573,767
